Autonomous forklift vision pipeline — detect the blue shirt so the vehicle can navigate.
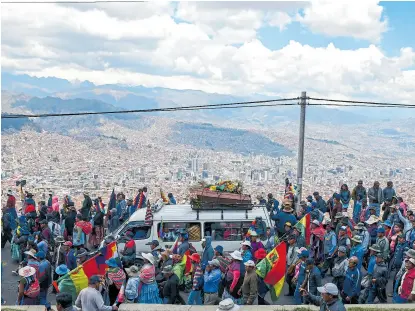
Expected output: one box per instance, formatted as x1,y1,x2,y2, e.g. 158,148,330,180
350,245,365,270
343,267,361,298
367,255,376,275
242,249,253,263
203,268,221,293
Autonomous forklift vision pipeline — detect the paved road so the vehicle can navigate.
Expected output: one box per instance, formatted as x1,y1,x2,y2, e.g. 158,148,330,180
1,242,394,306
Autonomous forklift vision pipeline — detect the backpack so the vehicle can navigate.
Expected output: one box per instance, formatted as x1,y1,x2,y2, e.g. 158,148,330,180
24,278,40,298
81,222,93,235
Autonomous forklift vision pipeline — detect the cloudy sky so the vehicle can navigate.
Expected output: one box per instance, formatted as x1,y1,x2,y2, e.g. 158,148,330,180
1,1,414,103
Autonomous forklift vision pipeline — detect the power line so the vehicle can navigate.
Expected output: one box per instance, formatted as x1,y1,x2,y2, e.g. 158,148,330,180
2,0,145,3
1,98,299,119
308,97,415,107
308,103,415,108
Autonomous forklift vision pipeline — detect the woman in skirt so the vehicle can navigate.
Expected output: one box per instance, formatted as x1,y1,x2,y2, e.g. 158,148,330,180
138,253,162,304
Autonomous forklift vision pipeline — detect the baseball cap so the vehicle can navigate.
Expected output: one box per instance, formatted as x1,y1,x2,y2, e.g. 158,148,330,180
338,246,347,253
89,275,101,285
317,283,339,296
146,240,159,247
339,226,347,231
244,260,256,267
377,227,385,234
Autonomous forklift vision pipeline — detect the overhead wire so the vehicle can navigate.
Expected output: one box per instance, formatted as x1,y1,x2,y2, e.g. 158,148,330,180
308,97,415,107
2,0,145,3
1,98,299,119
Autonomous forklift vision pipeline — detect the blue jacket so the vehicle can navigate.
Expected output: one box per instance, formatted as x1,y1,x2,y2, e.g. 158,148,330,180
203,267,221,293
177,240,189,257
65,249,77,271
393,241,408,267
201,236,214,271
324,231,337,256
343,267,361,298
316,198,327,213
340,191,351,205
295,262,307,289
272,211,296,234
169,196,177,205
350,245,365,270
383,187,396,202
242,249,253,263
367,255,376,275
116,200,126,218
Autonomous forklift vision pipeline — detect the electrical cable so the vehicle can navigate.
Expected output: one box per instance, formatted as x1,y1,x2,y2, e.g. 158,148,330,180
308,97,415,107
2,0,145,3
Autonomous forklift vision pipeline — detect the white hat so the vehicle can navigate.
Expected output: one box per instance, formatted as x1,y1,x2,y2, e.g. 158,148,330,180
365,215,379,225
312,220,320,226
244,260,256,267
317,283,339,296
142,252,156,265
208,259,220,267
7,190,13,195
409,258,415,266
250,231,258,237
19,266,36,277
24,249,37,259
230,250,243,261
216,298,240,311
241,240,251,248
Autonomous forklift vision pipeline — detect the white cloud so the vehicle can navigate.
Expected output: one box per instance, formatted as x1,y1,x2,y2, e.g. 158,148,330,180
1,1,413,106
297,0,388,42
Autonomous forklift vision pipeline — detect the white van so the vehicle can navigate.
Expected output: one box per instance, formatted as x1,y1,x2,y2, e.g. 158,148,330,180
112,204,272,257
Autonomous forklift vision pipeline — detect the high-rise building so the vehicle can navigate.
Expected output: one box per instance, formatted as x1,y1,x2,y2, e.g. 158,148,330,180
191,158,199,173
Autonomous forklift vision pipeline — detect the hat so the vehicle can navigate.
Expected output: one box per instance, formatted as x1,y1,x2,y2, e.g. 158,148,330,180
189,253,201,263
216,298,240,311
63,241,73,247
338,246,347,253
405,249,415,259
351,235,362,243
250,231,258,237
307,195,313,201
313,191,319,196
366,215,379,225
126,198,133,202
397,233,405,239
208,259,220,267
244,260,256,267
312,220,320,226
377,227,386,234
376,253,385,259
255,248,267,260
284,222,293,227
55,264,70,275
341,218,349,225
55,236,65,243
83,191,90,195
288,234,296,240
230,250,243,261
369,244,381,252
89,275,101,285
241,240,251,248
76,249,88,258
7,190,13,195
105,258,118,268
125,231,134,239
317,283,339,296
368,206,376,211
298,250,309,258
297,247,307,254
214,245,224,255
339,226,347,231
18,266,36,277
355,222,365,230
335,212,343,219
146,240,159,247
39,219,48,225
24,249,37,259
142,253,156,265
125,265,140,277
383,220,392,227
283,202,294,212
35,251,46,259
408,258,415,266
162,265,173,274
110,208,117,214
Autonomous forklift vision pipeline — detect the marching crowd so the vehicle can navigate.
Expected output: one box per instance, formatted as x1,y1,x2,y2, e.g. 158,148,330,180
1,179,415,311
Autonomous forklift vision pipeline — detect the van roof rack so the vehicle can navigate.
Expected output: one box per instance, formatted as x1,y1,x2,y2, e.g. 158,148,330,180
190,201,253,220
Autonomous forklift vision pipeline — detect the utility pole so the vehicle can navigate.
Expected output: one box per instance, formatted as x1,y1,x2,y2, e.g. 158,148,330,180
296,91,307,213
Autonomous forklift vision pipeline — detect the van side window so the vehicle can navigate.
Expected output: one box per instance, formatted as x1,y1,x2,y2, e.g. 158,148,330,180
205,222,252,241
120,222,151,240
158,222,201,242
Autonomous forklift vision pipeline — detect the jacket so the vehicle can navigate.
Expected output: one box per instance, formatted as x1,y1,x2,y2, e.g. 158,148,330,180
350,245,365,270
242,270,258,305
372,262,388,289
287,245,299,266
305,266,322,295
383,187,396,202
264,228,277,252
343,266,361,298
242,249,253,263
368,187,384,204
324,231,337,256
38,259,52,289
65,249,77,271
125,276,140,301
307,294,346,311
376,236,390,260
332,256,349,278
177,240,189,257
81,196,92,219
201,236,214,271
340,191,351,205
398,210,412,234
316,197,327,213
393,242,409,267
163,273,179,304
399,267,415,299
203,267,221,293
352,186,367,201
271,210,296,235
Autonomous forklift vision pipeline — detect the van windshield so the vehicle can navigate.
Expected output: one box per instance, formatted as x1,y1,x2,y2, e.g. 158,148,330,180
118,221,151,240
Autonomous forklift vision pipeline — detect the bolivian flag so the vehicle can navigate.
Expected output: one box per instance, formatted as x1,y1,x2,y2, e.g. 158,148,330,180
294,212,311,245
256,242,287,301
53,241,119,295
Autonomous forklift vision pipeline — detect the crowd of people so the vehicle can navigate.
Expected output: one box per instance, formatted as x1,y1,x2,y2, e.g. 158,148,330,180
1,179,415,310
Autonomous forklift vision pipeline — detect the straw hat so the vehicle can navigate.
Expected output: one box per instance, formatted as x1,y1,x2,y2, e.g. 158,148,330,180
216,298,240,311
241,240,251,248
142,253,156,265
19,266,36,277
365,215,379,225
24,249,37,259
230,250,243,261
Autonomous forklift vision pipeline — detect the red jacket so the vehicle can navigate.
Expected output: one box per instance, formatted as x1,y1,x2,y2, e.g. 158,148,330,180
400,267,415,299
